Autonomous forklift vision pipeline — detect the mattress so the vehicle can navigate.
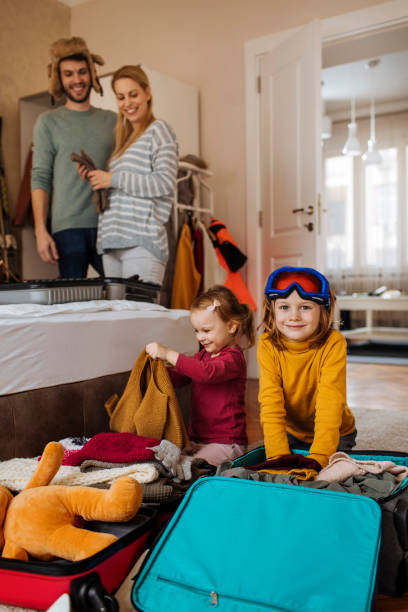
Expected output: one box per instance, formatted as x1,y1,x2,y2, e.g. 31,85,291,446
0,300,196,396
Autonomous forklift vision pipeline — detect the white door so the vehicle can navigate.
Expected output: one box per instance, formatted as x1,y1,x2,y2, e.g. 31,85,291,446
259,20,323,288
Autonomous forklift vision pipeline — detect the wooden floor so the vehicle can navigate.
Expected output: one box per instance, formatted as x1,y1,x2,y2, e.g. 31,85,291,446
245,361,408,612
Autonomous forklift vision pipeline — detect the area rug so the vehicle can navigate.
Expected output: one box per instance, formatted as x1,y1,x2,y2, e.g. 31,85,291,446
248,406,408,454
347,341,408,365
352,405,408,452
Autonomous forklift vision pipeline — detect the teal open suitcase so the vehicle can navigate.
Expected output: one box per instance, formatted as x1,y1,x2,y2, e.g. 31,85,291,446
233,446,408,597
132,476,382,612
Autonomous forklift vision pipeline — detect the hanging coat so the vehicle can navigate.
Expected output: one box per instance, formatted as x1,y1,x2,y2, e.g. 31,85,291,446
12,146,33,227
171,222,201,309
208,218,247,272
207,218,256,310
215,248,257,311
197,219,226,290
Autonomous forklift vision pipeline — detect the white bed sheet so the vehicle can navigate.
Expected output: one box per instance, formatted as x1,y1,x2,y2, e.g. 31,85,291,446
0,300,196,396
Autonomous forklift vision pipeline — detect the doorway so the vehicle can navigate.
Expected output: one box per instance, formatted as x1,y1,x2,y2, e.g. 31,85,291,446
321,25,408,297
244,0,408,377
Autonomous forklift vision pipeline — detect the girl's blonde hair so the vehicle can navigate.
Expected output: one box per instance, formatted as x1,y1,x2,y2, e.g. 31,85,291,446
191,285,255,349
110,64,155,159
260,286,337,350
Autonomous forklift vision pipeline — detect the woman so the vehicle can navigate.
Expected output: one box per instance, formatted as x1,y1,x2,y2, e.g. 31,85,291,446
86,64,178,284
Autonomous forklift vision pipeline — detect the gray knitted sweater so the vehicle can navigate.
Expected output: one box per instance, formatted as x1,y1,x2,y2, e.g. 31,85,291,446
32,106,116,233
97,119,178,263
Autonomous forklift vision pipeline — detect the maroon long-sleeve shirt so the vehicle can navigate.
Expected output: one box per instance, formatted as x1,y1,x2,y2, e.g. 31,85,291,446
169,345,248,445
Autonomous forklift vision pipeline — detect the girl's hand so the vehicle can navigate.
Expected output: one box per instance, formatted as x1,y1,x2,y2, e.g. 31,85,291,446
146,342,179,366
146,342,168,360
88,170,112,190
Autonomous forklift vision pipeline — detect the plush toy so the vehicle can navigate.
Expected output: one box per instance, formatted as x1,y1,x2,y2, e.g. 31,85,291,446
0,441,143,562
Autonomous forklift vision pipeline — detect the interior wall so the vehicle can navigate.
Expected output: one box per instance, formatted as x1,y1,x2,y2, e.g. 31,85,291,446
0,0,70,217
71,0,388,254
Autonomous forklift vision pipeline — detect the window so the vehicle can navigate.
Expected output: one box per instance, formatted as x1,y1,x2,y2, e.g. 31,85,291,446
325,156,353,270
364,148,398,268
325,146,403,274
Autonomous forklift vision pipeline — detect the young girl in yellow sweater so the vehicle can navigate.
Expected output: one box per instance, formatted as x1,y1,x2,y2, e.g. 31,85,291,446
258,266,356,475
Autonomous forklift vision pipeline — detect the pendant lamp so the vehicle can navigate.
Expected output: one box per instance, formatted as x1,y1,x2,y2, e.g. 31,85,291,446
362,98,382,164
342,99,361,156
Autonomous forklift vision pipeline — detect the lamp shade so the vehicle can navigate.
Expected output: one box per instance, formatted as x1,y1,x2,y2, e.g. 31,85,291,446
342,122,361,156
342,100,361,156
362,139,382,164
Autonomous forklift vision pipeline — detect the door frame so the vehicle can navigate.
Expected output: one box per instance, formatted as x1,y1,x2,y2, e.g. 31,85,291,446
244,0,408,377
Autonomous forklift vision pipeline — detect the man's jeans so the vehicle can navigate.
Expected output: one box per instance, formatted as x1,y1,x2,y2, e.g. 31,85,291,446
53,228,103,279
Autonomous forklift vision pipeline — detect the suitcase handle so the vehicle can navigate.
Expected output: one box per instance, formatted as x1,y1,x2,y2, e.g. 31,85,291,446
70,572,119,612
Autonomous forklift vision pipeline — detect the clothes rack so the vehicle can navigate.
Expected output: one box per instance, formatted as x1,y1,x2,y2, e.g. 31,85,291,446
173,161,214,237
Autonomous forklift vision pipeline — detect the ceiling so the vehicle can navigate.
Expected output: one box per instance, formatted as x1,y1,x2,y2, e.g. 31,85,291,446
322,24,408,121
322,49,408,120
54,4,407,120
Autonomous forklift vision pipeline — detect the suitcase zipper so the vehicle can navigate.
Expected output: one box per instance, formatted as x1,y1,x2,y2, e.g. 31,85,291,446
157,577,218,607
157,576,292,610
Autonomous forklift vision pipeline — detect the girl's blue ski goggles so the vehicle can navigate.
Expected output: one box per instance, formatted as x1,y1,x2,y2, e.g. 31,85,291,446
264,266,331,309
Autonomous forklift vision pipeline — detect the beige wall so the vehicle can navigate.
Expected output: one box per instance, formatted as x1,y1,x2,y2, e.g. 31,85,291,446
1,0,392,266
0,0,69,222
71,0,392,251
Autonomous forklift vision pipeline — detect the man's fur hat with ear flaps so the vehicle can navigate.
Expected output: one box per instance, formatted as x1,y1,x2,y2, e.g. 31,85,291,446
47,36,104,100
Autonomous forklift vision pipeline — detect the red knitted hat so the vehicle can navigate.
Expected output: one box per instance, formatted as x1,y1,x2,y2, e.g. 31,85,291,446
62,432,161,466
275,271,321,293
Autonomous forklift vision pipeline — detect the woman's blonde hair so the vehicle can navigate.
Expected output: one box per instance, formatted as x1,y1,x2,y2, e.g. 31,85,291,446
191,285,256,349
110,64,155,159
260,286,337,350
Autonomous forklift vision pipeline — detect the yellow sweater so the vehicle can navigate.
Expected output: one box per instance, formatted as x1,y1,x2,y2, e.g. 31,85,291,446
257,330,355,468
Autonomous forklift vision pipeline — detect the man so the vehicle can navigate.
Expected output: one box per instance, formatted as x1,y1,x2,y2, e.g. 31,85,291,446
31,37,116,278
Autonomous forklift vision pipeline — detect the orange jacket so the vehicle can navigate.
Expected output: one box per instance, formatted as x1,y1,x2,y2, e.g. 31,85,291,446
208,219,247,272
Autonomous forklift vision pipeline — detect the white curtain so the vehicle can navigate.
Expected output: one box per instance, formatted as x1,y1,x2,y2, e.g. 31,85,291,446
323,111,408,298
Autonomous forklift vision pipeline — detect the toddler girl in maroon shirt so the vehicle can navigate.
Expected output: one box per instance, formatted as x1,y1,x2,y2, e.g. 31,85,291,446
146,285,255,465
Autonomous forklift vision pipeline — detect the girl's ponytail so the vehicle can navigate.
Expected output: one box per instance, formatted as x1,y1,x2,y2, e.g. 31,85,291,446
237,302,255,348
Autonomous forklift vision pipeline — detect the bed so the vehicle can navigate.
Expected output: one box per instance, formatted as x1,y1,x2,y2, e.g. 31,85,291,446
0,300,196,460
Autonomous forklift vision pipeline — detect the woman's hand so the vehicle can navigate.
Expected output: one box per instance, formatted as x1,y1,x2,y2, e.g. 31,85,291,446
88,170,112,190
76,163,89,181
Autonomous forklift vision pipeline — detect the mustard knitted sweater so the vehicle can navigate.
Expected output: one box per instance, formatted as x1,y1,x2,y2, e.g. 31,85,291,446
257,330,355,468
